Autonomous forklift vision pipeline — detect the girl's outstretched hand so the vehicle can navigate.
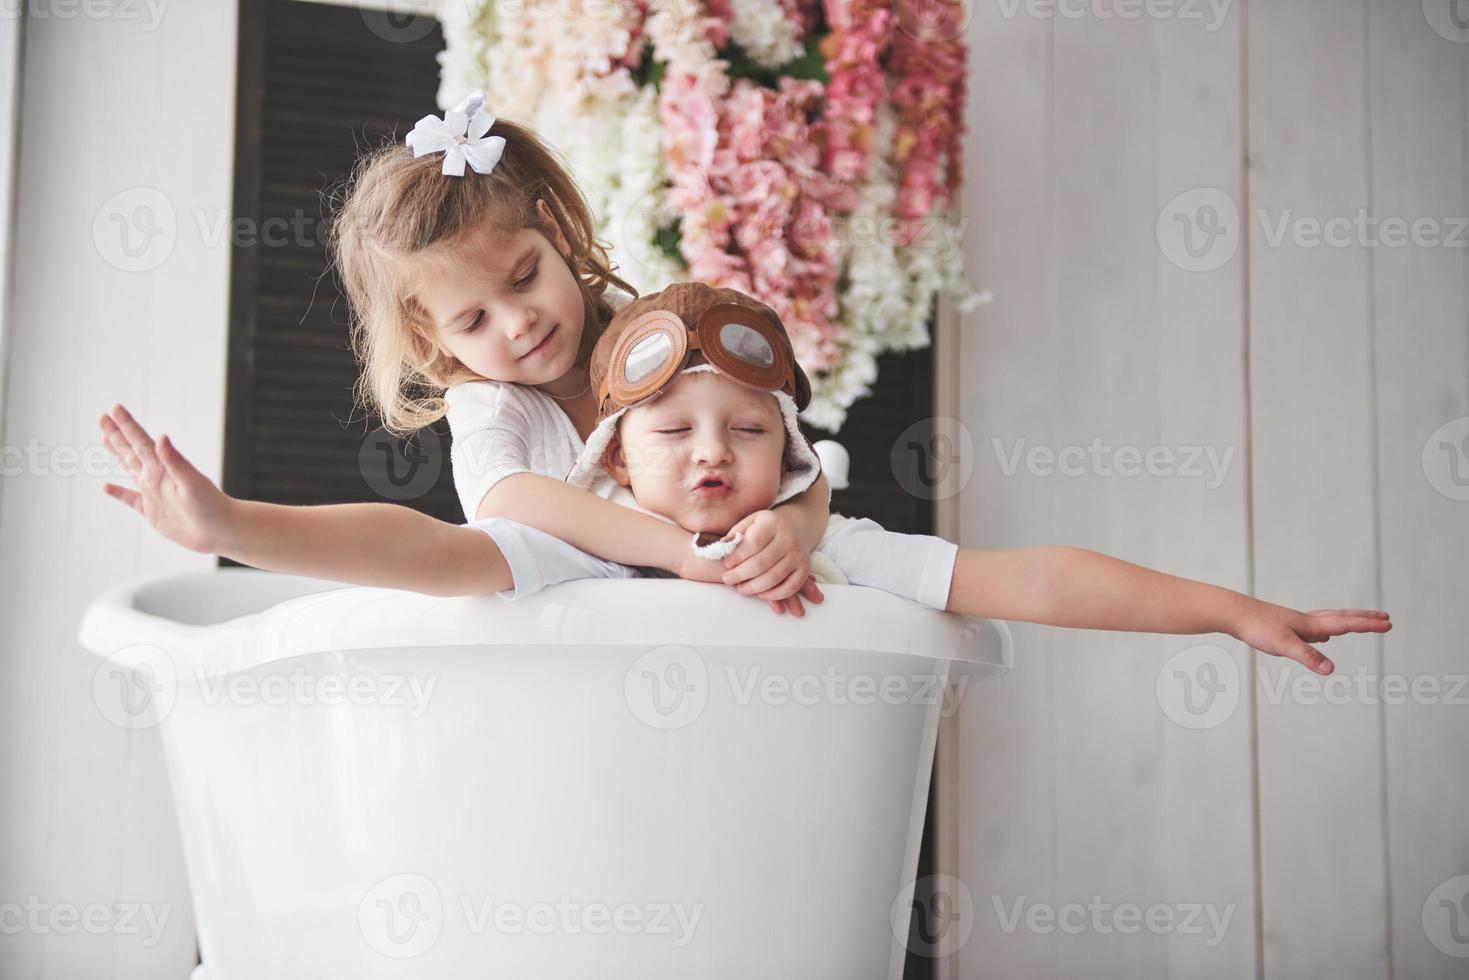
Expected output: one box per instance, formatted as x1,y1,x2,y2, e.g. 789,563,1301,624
1230,599,1392,675
98,404,236,555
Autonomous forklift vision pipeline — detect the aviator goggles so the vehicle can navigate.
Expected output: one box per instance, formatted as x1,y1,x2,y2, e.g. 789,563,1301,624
596,303,803,417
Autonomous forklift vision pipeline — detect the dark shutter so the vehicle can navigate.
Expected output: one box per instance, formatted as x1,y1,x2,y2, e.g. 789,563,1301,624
804,339,937,536
223,0,458,538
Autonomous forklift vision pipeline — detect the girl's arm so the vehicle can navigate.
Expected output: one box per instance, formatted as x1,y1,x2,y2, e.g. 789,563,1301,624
476,473,704,577
711,468,831,601
478,473,825,616
946,546,1391,674
770,469,831,552
100,405,511,597
222,499,512,597
475,471,822,617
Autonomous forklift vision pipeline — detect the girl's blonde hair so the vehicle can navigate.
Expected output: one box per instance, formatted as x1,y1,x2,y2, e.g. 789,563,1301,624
326,117,638,436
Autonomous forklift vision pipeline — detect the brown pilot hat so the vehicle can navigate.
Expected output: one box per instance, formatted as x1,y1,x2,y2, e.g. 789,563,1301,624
567,280,825,508
587,281,814,425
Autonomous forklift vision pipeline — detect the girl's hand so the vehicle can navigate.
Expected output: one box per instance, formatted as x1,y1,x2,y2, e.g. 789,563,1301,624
676,537,821,617
98,404,237,555
719,509,823,610
1229,598,1392,675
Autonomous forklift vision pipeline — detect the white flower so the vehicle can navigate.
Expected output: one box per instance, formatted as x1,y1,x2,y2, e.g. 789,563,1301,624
405,90,506,177
727,0,804,69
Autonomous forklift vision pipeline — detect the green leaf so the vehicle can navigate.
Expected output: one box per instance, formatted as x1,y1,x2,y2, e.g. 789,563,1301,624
722,36,829,89
654,220,683,262
630,43,667,89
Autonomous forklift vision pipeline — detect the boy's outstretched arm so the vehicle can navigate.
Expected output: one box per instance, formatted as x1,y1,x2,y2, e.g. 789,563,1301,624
946,546,1392,675
99,405,511,597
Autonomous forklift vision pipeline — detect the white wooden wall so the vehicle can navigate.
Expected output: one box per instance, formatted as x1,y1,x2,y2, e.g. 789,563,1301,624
0,5,239,979
951,0,1468,977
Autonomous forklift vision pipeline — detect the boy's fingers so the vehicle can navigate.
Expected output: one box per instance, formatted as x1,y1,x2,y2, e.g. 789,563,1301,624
797,577,824,603
1316,613,1393,636
1296,642,1332,675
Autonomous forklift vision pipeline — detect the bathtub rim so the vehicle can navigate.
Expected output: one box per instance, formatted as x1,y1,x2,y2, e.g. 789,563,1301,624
80,567,1013,677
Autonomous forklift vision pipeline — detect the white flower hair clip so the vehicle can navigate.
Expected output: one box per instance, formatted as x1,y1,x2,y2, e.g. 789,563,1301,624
405,90,507,177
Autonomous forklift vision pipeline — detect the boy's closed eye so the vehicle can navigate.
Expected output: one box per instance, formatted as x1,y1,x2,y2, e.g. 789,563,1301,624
652,426,769,435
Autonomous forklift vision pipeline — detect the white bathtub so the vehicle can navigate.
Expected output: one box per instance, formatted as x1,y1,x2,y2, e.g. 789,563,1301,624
79,569,1010,979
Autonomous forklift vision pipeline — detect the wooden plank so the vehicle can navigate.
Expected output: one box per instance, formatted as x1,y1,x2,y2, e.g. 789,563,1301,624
0,5,237,978
1151,5,1259,978
0,12,18,425
957,3,1257,977
1364,2,1469,977
1247,0,1389,976
954,1,1060,976
1046,10,1230,978
1047,12,1168,975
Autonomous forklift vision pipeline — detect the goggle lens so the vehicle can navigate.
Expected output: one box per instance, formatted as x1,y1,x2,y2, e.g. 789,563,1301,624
716,320,775,368
624,331,675,384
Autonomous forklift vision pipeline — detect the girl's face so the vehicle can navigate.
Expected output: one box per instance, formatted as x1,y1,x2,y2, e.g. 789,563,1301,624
414,201,588,392
604,370,786,535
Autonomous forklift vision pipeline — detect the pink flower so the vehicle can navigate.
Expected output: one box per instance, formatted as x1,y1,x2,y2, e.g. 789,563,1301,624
645,0,969,387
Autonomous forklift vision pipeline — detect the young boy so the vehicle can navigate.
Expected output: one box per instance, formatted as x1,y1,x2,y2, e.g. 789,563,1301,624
458,281,1392,677
98,282,1390,675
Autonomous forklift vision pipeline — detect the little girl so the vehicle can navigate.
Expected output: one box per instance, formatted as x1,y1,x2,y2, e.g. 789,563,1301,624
99,92,830,617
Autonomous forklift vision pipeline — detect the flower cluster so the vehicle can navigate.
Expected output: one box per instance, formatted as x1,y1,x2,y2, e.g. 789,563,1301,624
437,0,984,431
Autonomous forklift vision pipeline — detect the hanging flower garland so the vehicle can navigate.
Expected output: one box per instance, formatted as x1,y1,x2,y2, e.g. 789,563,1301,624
437,0,984,432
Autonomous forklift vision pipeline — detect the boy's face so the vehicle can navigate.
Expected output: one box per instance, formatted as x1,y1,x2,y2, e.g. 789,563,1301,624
604,370,786,535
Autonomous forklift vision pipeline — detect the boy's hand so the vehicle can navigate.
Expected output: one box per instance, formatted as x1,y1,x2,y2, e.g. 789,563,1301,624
1229,598,1391,675
98,404,237,555
719,509,824,614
